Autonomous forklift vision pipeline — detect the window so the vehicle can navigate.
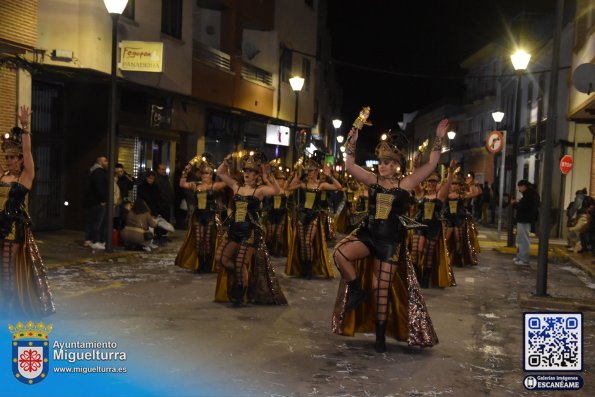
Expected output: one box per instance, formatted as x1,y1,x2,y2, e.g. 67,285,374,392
162,0,183,39
302,58,311,91
122,0,135,20
280,49,292,83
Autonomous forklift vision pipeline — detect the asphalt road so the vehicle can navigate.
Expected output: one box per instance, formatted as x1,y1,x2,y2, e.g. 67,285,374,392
44,238,594,397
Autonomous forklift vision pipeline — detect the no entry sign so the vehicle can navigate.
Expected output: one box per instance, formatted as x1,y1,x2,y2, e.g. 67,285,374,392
560,155,573,175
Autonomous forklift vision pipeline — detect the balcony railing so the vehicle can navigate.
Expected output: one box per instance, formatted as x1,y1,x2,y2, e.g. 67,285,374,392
241,62,273,86
193,41,231,72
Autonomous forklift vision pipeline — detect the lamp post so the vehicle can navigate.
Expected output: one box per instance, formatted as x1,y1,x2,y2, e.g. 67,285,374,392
447,130,456,162
289,76,305,162
103,0,128,252
507,49,531,248
332,119,342,164
491,111,506,241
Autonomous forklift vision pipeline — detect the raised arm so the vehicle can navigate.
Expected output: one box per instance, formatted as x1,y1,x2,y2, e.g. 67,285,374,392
400,119,448,191
256,163,280,198
285,169,303,192
320,168,342,191
179,163,197,190
437,160,457,202
216,155,239,191
344,128,376,186
18,106,35,188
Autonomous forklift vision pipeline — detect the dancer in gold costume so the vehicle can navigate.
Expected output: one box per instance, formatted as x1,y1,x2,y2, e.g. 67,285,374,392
331,119,449,352
0,106,54,317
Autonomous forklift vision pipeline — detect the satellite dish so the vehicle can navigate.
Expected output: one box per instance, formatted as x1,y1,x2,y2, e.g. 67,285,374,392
572,63,595,95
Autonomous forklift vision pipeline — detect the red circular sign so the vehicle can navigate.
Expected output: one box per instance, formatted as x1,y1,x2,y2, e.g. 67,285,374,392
486,131,503,153
560,155,573,175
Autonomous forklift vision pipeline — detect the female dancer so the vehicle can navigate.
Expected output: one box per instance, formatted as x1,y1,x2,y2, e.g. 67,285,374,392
285,154,341,279
411,163,455,288
444,174,480,267
332,119,448,353
175,155,226,273
214,152,286,307
263,161,290,256
335,177,360,234
0,106,54,316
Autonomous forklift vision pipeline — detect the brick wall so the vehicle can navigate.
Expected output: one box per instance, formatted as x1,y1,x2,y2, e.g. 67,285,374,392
0,68,17,134
0,0,37,49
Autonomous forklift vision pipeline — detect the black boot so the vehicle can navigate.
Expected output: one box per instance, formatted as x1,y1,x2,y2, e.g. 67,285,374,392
344,279,366,312
420,267,432,288
230,284,243,307
375,321,387,353
304,261,313,280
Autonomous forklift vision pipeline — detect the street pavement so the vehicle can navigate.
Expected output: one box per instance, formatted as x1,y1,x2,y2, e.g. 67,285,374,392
17,228,595,395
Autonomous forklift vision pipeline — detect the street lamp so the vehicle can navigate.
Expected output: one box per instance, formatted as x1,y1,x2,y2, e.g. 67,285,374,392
507,49,531,247
492,111,506,241
103,0,128,252
289,76,305,162
447,130,456,162
332,119,342,164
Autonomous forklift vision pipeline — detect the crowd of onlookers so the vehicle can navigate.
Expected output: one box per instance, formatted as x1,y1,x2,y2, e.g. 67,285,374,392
83,156,175,252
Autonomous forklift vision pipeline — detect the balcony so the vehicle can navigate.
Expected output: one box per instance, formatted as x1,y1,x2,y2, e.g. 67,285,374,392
192,41,231,72
241,62,273,87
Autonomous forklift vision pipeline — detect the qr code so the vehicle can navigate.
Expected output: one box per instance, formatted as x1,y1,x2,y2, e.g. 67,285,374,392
524,313,582,371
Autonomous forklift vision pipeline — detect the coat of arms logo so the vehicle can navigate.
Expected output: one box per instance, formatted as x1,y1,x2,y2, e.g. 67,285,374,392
9,321,53,385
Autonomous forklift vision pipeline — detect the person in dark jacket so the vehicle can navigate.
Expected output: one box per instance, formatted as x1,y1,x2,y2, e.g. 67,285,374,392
115,163,135,200
84,156,109,250
137,171,160,216
511,180,539,265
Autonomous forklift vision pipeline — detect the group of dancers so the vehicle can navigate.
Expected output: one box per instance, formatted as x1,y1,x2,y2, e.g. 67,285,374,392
2,107,481,353
172,116,481,352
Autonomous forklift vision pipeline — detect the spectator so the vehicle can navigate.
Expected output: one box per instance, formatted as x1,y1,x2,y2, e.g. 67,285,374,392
115,163,135,201
155,163,175,223
567,197,589,252
512,180,539,265
84,156,109,250
481,181,492,225
137,171,160,216
578,196,595,255
120,199,158,252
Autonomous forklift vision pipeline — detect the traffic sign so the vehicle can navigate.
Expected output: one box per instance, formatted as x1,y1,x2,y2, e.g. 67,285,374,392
486,131,503,153
560,155,573,174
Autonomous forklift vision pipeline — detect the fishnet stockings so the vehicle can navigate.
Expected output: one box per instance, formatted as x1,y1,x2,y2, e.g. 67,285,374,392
0,241,16,309
332,236,369,281
297,220,317,262
373,259,397,322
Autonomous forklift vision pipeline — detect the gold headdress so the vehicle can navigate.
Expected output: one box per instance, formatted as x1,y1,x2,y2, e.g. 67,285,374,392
240,151,261,172
269,159,288,179
374,140,402,162
303,157,321,172
188,154,215,174
1,127,23,156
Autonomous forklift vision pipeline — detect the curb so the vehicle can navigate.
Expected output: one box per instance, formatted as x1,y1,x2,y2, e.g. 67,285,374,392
551,247,595,279
519,292,595,311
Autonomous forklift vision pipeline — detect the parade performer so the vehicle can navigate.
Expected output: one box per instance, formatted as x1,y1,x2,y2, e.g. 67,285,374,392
0,106,55,317
335,177,361,234
411,163,456,288
175,155,226,273
331,118,449,353
319,163,337,241
214,151,287,307
444,174,480,267
263,160,290,256
285,152,341,279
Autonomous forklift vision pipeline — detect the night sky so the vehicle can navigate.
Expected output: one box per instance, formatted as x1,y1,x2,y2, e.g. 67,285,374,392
326,0,560,151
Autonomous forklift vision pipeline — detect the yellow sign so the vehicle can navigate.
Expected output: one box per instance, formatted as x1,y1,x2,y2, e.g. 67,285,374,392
119,41,163,72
